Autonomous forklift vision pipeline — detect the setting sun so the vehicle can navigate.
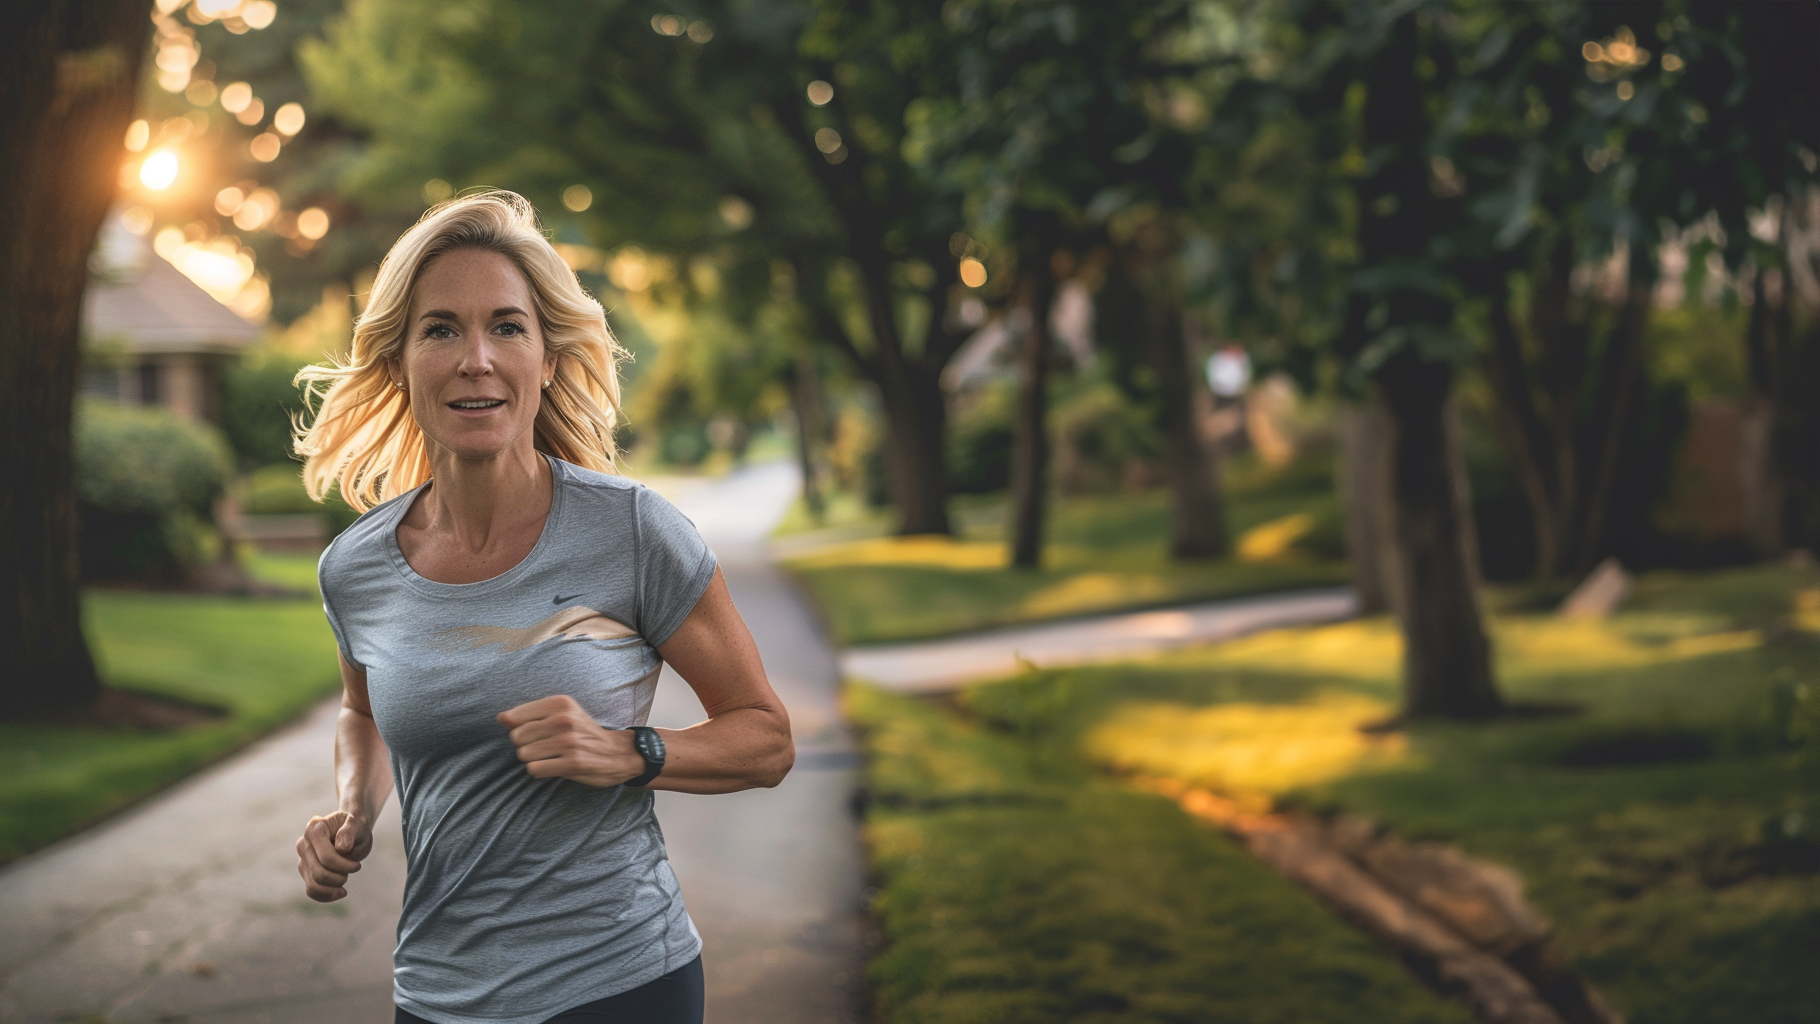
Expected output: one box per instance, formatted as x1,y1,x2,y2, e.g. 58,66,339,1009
139,150,179,190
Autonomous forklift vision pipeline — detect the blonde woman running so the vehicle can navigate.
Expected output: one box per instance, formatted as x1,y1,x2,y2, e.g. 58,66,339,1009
291,191,791,1024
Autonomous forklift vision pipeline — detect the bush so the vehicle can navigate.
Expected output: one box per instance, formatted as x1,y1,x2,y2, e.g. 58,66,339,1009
947,381,1015,495
243,463,360,535
75,401,231,580
1051,378,1162,495
220,350,309,470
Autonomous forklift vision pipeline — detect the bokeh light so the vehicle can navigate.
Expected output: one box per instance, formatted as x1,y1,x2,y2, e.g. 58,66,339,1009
272,102,305,136
215,186,246,216
121,207,153,235
423,179,454,204
686,21,714,43
651,15,683,36
140,151,179,190
958,258,987,288
814,128,842,154
235,97,266,126
185,79,218,106
152,228,270,320
562,185,593,212
249,133,281,162
806,80,834,106
718,195,753,230
243,0,277,29
233,188,280,231
219,82,253,114
123,120,150,152
296,207,330,240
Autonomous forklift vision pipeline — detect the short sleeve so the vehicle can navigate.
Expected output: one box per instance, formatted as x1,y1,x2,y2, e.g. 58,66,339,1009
633,486,719,646
318,544,364,670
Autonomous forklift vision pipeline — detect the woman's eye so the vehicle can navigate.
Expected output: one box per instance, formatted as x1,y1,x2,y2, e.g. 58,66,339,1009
497,321,524,336
424,323,455,339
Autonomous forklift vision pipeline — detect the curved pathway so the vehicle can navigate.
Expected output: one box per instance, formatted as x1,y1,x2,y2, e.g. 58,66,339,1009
843,588,1357,692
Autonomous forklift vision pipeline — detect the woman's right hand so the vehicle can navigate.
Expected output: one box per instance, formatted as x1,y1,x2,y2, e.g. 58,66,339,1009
296,810,373,902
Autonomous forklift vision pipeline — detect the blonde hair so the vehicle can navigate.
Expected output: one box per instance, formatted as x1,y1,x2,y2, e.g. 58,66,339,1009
294,191,625,512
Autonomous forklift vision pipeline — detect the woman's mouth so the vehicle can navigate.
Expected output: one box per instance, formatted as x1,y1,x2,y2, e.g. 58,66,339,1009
449,399,505,410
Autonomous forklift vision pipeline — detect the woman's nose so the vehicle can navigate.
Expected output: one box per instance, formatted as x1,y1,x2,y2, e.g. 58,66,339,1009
455,336,494,377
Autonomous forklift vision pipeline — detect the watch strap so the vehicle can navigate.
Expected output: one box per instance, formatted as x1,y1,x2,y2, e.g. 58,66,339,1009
625,726,665,787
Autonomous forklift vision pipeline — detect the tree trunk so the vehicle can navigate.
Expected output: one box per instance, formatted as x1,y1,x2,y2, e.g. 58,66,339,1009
795,258,954,537
1009,271,1057,568
1146,290,1226,559
791,351,826,524
1377,357,1500,720
1741,271,1790,557
0,1,152,718
876,364,952,536
1571,268,1652,575
1339,400,1393,614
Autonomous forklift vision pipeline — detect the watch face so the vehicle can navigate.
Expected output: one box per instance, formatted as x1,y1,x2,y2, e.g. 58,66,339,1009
637,729,665,762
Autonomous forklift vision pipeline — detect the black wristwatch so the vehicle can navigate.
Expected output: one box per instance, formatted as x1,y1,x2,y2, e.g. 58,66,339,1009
625,726,666,787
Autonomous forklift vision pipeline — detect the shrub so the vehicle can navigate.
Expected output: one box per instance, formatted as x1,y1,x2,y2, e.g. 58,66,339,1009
220,350,309,470
947,381,1015,495
75,401,231,580
1051,378,1162,495
243,463,360,535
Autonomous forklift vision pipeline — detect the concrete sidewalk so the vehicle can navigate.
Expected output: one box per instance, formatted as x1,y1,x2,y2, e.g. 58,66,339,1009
0,462,860,1024
843,587,1358,692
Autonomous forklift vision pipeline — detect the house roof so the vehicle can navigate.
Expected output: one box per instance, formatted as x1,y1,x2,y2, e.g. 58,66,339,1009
84,247,260,356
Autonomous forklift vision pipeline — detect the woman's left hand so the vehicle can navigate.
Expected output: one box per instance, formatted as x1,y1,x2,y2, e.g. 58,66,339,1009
498,695,645,787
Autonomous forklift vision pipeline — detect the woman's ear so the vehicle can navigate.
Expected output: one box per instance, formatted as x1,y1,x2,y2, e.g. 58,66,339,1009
542,350,559,388
386,356,405,391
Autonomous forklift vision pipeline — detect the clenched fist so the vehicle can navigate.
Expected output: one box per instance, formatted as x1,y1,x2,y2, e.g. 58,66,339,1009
296,810,373,902
498,694,645,788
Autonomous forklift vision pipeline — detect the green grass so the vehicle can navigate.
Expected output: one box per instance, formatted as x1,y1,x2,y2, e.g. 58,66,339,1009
0,553,341,864
887,563,1820,1024
848,684,1477,1024
785,452,1349,645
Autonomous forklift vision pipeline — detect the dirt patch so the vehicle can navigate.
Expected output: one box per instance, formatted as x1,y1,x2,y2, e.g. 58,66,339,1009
1143,777,1622,1024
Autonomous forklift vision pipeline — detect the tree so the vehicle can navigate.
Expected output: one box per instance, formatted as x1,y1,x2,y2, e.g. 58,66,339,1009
1274,1,1501,717
305,0,984,533
1436,1,1817,580
1,0,154,716
911,0,1230,563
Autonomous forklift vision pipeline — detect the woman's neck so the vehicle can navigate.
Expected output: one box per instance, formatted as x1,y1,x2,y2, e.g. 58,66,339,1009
416,442,552,552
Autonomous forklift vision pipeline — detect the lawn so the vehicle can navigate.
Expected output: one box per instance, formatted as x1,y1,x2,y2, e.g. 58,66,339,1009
783,453,1350,645
849,684,1476,1024
0,552,341,865
847,564,1820,1024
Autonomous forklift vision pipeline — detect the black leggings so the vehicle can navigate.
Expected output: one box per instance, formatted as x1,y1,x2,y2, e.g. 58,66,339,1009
393,956,703,1024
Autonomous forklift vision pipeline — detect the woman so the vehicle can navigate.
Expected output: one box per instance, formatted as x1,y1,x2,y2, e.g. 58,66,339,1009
292,191,792,1024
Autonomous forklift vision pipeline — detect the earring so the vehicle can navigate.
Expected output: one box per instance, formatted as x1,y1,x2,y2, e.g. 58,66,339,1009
394,380,406,390
542,380,551,388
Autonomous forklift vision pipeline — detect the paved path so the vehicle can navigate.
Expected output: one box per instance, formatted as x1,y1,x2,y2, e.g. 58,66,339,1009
843,587,1358,692
0,462,860,1024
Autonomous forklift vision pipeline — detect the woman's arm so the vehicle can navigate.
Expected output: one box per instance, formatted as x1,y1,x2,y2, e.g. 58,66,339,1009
296,654,394,901
498,567,794,794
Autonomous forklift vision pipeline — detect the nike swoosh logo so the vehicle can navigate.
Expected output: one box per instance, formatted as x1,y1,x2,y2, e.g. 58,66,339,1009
553,593,584,604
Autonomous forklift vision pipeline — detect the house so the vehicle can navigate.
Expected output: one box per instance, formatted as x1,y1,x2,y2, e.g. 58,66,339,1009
80,215,259,422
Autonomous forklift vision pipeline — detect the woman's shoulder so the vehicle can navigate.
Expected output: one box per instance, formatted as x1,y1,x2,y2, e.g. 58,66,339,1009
317,488,415,586
550,458,677,515
549,459,702,541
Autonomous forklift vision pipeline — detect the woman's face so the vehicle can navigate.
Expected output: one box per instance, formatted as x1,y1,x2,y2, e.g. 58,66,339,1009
394,248,556,463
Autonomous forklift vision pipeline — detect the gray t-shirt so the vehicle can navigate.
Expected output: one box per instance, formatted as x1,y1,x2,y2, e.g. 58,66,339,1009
317,456,717,1024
